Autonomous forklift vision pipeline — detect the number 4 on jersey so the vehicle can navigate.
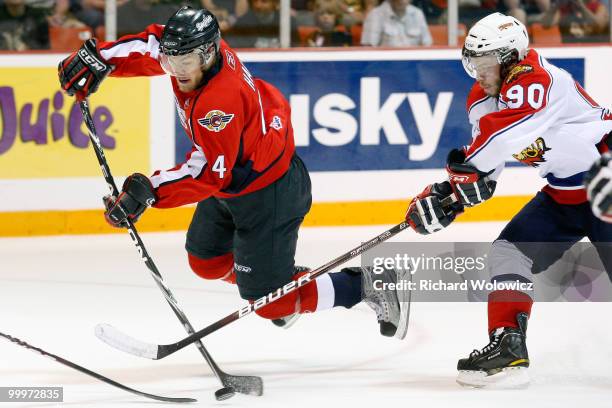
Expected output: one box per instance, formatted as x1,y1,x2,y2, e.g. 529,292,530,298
213,155,226,178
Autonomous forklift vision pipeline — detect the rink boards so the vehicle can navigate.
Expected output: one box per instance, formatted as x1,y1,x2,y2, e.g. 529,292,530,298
0,46,610,236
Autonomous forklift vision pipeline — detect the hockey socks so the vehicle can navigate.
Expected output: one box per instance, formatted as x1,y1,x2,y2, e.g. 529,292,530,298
296,269,362,313
488,289,533,333
329,269,362,309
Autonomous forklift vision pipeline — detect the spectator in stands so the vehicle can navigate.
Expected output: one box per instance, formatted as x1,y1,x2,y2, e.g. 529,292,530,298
361,0,432,46
292,0,315,26
542,0,609,43
117,0,195,37
202,0,249,30
499,0,550,25
44,0,90,28
458,0,497,27
69,0,119,31
227,0,297,47
0,0,50,50
306,0,352,46
412,0,446,24
337,0,378,27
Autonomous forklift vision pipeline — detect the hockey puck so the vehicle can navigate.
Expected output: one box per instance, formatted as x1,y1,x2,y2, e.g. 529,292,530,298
214,387,236,401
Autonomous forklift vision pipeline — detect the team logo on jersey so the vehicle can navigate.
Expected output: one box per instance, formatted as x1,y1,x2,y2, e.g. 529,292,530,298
269,115,283,130
198,110,234,132
505,65,533,84
225,50,236,70
513,137,551,167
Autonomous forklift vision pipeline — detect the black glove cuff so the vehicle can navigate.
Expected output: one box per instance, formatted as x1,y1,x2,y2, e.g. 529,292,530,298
446,148,492,177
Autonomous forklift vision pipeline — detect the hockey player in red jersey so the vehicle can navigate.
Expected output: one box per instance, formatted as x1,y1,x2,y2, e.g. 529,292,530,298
405,12,612,387
57,6,410,339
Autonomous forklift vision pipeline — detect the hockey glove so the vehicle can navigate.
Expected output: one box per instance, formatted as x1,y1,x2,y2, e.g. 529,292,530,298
584,152,612,223
103,173,157,228
406,181,464,235
446,148,496,207
58,39,111,98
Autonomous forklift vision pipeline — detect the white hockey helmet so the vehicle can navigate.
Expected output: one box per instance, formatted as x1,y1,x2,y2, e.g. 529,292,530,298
462,12,530,79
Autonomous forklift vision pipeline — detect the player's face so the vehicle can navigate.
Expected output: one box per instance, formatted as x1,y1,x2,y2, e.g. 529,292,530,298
160,46,216,92
175,69,205,92
469,55,502,96
317,10,336,31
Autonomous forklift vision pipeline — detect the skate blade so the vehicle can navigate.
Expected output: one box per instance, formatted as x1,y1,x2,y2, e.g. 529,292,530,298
394,270,412,340
456,367,529,389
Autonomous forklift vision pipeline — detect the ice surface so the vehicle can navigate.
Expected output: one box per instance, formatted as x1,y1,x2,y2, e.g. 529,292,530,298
1,223,611,407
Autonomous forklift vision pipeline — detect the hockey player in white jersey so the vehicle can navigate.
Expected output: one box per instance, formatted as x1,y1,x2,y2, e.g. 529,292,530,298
405,12,612,388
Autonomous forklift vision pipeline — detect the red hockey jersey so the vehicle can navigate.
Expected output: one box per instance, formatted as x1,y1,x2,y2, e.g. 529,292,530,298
97,25,295,208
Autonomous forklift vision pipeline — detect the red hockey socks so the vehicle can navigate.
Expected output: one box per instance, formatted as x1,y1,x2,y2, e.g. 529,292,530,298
255,269,363,319
188,252,236,284
488,289,533,333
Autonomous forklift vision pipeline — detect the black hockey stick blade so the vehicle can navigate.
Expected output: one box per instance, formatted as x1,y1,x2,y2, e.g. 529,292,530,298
0,331,196,403
95,222,411,361
95,324,263,395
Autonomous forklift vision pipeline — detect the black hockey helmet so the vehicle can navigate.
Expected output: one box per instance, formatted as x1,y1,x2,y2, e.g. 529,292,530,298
160,6,221,57
159,7,221,76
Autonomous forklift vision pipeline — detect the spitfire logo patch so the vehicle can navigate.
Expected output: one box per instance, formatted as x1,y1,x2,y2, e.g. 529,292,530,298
269,115,282,130
505,65,534,84
513,137,551,167
198,110,234,132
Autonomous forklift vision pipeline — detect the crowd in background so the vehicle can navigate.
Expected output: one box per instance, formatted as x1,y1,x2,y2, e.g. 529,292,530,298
0,0,609,50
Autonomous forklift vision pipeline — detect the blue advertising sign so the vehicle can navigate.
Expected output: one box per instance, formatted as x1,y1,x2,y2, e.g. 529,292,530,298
175,57,583,172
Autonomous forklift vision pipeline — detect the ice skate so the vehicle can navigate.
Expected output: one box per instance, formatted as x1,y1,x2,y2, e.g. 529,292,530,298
355,266,411,339
457,312,530,388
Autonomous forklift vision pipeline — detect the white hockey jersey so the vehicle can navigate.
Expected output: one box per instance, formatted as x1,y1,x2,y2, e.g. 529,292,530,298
465,49,612,204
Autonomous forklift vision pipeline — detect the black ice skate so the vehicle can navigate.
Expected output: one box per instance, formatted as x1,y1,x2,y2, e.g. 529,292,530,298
271,266,311,329
356,266,411,340
457,312,530,388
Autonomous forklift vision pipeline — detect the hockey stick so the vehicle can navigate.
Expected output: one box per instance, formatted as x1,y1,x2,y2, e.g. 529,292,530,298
94,221,411,361
0,331,195,403
77,97,263,399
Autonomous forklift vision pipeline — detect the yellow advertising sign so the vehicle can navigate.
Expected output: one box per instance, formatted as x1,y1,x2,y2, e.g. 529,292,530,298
0,68,150,178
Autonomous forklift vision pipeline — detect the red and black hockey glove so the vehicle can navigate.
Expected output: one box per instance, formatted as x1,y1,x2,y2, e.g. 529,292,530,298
103,173,157,228
446,148,496,207
406,181,463,235
584,152,612,223
58,39,111,98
